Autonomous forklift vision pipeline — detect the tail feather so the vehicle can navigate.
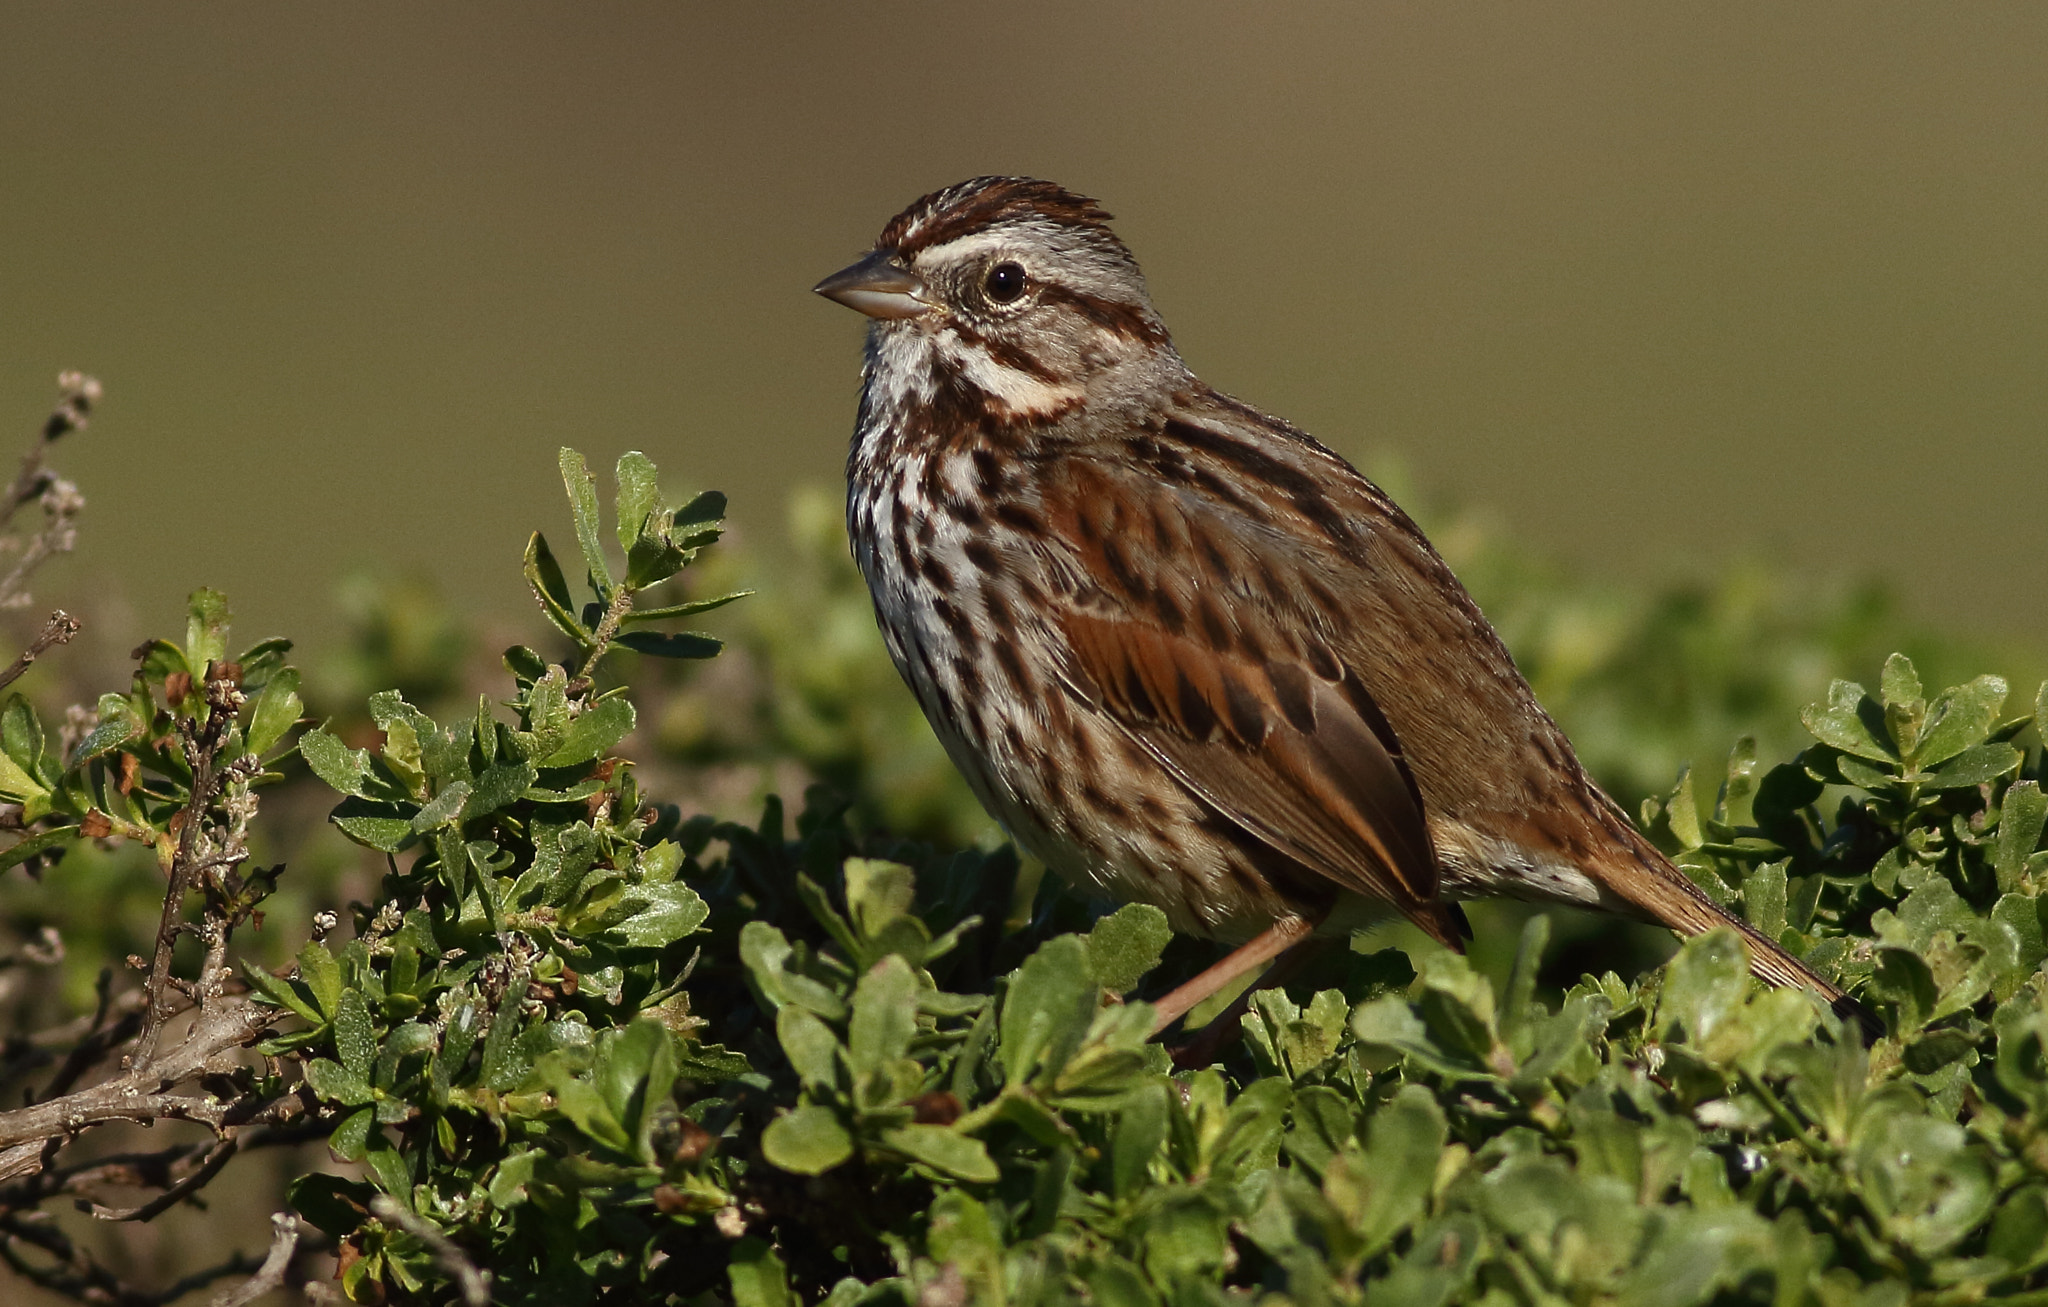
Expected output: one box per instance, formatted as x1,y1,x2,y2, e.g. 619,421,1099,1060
1602,826,1881,1039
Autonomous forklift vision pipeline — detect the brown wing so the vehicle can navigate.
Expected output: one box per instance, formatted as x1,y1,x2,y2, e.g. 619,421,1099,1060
1031,444,1461,945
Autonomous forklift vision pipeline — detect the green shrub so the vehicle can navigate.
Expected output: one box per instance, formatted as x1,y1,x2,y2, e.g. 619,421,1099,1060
1,432,2045,1306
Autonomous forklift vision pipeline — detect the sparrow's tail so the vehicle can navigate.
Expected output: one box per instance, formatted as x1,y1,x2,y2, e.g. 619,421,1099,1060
1601,822,1882,1040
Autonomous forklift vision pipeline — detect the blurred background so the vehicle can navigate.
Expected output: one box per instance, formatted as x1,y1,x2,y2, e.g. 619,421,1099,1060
2,3,2045,654
3,5,2047,1301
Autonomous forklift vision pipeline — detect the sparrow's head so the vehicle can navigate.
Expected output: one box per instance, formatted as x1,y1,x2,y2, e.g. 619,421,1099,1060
816,177,1180,421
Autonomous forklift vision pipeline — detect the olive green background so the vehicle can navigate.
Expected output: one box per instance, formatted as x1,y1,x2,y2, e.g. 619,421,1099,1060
3,4,2043,657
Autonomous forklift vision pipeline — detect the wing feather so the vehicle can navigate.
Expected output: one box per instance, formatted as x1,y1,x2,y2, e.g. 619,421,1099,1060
1058,610,1438,907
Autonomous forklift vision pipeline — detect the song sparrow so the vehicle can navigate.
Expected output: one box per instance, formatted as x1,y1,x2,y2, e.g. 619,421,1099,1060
816,176,1866,1033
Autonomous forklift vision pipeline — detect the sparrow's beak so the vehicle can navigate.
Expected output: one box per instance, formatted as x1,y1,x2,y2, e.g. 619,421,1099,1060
813,251,932,320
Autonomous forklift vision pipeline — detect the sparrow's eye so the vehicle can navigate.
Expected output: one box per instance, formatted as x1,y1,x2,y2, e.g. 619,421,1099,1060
983,262,1028,304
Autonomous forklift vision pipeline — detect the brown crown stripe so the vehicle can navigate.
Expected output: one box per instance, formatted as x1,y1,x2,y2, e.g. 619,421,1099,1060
880,176,1119,256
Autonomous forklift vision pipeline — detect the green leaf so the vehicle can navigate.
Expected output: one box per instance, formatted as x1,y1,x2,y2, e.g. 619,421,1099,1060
1880,653,1924,711
244,961,322,1023
0,827,71,873
73,693,145,763
1413,951,1500,1068
1997,781,2048,893
1741,861,1788,940
1334,1083,1446,1261
727,1238,798,1307
1350,994,1494,1082
132,643,188,699
484,1149,539,1209
848,954,919,1076
522,665,571,757
185,588,232,671
408,781,470,833
235,636,293,683
597,1018,678,1162
479,996,535,1093
0,733,49,810
1663,764,1703,847
881,1124,1000,1183
671,489,729,536
539,696,634,767
1924,742,2022,789
619,592,751,624
328,1107,375,1162
305,1057,375,1107
1987,1186,2048,1277
761,1104,854,1175
614,450,660,554
676,1042,751,1083
245,668,302,757
301,727,372,797
999,934,1098,1088
1916,674,2009,767
1656,929,1748,1046
1500,913,1550,1040
559,447,612,597
298,941,344,1018
524,532,588,642
776,1007,841,1091
739,921,846,1021
335,988,376,1079
615,630,722,660
330,800,418,853
1836,752,1897,790
1800,681,1896,762
460,761,537,822
1112,1081,1170,1197
1086,903,1173,994
0,696,43,782
842,858,916,939
1993,893,2048,992
1851,1107,1994,1255
1753,760,1825,825
594,880,708,948
432,1001,481,1102
1869,947,1938,1031
362,1139,410,1206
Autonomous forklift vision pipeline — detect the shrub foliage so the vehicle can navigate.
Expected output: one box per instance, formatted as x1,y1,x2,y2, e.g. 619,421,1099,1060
1,435,2046,1306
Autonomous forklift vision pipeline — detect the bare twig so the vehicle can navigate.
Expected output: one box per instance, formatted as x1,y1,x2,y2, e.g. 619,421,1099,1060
208,1212,300,1307
85,1133,239,1222
0,997,284,1175
372,1196,492,1307
0,372,97,536
0,609,80,694
0,481,83,611
570,581,637,694
133,669,246,1070
31,967,127,1104
0,1116,326,1217
0,1209,145,1303
0,372,323,1302
0,372,96,612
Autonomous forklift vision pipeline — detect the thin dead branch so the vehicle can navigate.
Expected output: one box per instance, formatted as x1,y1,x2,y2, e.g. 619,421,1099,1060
0,610,81,694
0,372,96,614
133,667,248,1070
208,1212,301,1307
0,372,97,536
372,1196,492,1307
